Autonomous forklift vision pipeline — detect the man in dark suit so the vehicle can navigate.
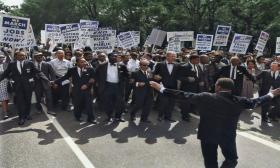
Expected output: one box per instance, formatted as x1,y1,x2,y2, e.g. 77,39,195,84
257,62,280,122
130,58,153,123
53,57,96,123
219,56,255,96
150,78,280,168
153,51,180,122
33,52,56,115
179,54,202,121
0,51,49,125
95,53,129,122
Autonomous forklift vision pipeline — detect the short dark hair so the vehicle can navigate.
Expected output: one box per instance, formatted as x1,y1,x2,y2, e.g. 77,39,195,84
216,78,234,90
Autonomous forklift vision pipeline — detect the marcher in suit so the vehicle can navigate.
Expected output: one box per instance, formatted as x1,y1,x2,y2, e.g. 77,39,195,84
199,54,210,92
150,78,280,168
130,58,153,123
53,57,96,123
33,52,56,115
154,51,180,122
257,62,280,122
179,54,202,121
219,56,255,96
0,51,49,125
95,53,129,122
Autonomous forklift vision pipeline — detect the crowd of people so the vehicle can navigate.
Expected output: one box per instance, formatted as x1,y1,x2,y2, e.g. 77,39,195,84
0,45,280,168
0,46,279,125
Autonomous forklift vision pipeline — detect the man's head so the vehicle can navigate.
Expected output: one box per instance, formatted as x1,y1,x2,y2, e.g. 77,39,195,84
74,50,83,58
166,51,176,63
189,54,200,64
34,52,44,63
270,62,279,72
215,78,235,93
139,58,149,71
76,57,87,68
65,51,72,60
55,50,65,60
15,51,26,61
130,52,138,60
108,52,118,64
98,52,106,62
200,54,209,64
230,56,240,66
256,55,265,64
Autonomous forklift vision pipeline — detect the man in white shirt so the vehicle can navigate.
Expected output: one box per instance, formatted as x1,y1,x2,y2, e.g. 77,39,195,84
49,50,73,110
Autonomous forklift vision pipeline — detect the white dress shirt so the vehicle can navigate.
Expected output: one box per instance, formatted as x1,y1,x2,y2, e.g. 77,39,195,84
34,61,42,71
271,71,279,80
190,63,199,77
166,61,174,75
106,63,119,83
230,64,237,80
50,58,72,77
17,60,24,74
0,64,4,72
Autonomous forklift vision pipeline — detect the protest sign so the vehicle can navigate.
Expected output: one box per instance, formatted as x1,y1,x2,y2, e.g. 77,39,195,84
276,37,280,54
117,31,136,49
229,33,252,54
89,29,116,53
45,24,61,44
14,25,36,48
147,28,166,46
167,31,194,42
167,37,181,53
195,34,213,51
0,14,30,44
255,31,269,52
213,25,231,46
60,23,80,43
130,31,140,45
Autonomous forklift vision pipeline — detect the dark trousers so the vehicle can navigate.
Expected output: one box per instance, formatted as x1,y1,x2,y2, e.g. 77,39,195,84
180,101,195,119
262,97,280,119
158,94,175,119
73,90,94,120
102,82,123,119
15,86,33,119
130,92,152,121
200,141,238,168
35,82,53,111
52,83,70,109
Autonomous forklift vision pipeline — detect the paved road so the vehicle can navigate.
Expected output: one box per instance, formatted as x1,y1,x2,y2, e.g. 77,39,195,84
0,103,280,168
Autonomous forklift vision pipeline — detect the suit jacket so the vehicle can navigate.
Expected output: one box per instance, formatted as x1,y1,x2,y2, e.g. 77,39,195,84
153,61,179,89
179,63,202,93
162,88,273,144
131,70,153,98
219,65,255,95
35,61,56,89
55,67,95,94
0,60,49,92
95,62,129,95
257,70,280,96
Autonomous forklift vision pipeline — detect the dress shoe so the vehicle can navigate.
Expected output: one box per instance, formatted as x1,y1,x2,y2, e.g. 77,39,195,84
87,119,97,124
165,118,176,122
140,119,152,123
47,111,57,116
115,118,125,122
18,119,25,125
26,116,32,120
3,115,9,120
262,118,271,123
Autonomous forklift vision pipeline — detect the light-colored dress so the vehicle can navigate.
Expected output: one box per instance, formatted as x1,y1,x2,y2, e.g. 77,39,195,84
0,63,9,101
241,69,260,98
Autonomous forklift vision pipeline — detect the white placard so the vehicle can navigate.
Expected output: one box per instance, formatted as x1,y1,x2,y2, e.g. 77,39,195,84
213,25,231,46
0,14,30,44
229,33,252,54
147,28,166,46
167,31,194,42
14,24,36,48
60,23,80,44
89,29,116,53
276,37,280,54
45,24,61,44
255,31,269,52
195,34,213,51
117,31,136,49
167,37,181,53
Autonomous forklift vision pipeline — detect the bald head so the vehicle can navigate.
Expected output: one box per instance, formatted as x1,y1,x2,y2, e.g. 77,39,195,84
230,56,240,66
166,51,176,63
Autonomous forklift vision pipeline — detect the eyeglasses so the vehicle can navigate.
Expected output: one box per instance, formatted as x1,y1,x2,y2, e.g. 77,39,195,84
140,64,149,67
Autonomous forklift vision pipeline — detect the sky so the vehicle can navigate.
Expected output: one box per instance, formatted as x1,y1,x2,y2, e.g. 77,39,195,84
2,0,24,6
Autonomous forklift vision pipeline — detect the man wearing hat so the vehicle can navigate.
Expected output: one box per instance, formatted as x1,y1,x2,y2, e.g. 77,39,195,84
33,52,56,115
179,54,202,121
256,55,266,71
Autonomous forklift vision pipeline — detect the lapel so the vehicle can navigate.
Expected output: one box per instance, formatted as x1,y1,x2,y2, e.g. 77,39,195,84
75,67,82,78
164,62,173,76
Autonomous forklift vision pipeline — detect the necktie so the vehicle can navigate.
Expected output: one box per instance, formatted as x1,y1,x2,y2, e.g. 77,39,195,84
273,72,276,80
194,65,198,77
20,61,23,74
38,63,41,71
